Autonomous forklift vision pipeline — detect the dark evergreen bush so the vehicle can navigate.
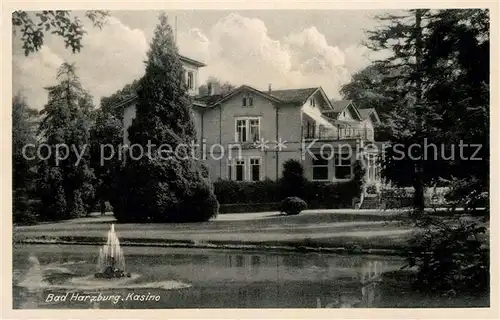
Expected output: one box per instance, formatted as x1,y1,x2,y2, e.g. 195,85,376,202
280,197,307,215
13,191,39,225
113,14,218,223
279,159,307,199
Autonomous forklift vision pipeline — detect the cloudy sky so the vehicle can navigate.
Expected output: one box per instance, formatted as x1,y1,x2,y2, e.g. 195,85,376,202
12,10,393,110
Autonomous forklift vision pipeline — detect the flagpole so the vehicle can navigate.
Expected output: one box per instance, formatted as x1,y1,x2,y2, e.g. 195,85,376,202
175,15,178,45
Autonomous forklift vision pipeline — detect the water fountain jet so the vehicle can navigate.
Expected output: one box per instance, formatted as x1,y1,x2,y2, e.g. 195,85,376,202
94,224,130,279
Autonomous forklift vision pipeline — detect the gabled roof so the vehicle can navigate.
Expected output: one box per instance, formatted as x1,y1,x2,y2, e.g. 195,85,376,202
330,99,353,112
179,55,206,68
193,93,228,106
199,85,337,109
321,110,340,119
202,85,282,107
109,93,210,110
269,88,317,103
358,108,381,124
112,95,138,110
111,83,341,115
329,99,362,120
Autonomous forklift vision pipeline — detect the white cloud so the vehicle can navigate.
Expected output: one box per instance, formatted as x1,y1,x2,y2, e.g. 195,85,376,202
63,16,148,107
284,26,346,70
13,12,378,110
177,28,210,63
177,13,374,98
12,46,63,110
13,16,148,110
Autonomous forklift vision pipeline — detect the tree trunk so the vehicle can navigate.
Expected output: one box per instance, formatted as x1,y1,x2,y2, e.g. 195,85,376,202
413,9,425,213
100,200,106,216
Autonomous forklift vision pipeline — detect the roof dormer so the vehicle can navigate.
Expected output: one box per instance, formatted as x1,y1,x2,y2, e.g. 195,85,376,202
180,55,206,96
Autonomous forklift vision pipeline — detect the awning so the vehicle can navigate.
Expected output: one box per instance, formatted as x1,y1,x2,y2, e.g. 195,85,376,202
303,108,335,128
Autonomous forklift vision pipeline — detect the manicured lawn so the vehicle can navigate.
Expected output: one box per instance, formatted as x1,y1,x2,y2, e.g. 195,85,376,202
13,210,412,253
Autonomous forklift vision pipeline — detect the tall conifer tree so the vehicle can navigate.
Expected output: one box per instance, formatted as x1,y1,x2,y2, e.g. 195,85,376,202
37,62,95,220
112,13,218,223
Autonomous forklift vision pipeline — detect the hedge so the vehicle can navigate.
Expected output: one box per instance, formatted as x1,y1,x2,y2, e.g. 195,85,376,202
213,179,361,210
213,179,280,204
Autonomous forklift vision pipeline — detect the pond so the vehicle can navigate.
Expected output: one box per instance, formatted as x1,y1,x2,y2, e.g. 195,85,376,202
12,244,488,309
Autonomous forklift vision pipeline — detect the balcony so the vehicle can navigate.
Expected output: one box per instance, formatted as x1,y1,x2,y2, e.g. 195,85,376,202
303,126,374,141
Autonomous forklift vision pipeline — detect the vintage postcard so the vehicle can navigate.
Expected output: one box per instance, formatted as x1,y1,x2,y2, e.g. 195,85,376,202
3,1,498,318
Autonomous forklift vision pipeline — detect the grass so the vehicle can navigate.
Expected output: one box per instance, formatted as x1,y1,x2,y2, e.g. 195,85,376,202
14,210,412,254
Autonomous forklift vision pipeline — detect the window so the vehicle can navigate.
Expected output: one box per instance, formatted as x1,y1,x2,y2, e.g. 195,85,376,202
318,124,324,139
227,159,233,180
305,121,315,138
366,156,378,181
228,157,260,182
310,98,315,107
243,96,254,107
249,119,259,142
334,154,352,179
187,71,194,89
366,156,375,181
236,255,244,267
235,159,245,181
312,155,329,180
235,118,260,142
236,120,247,142
251,256,261,267
250,157,261,181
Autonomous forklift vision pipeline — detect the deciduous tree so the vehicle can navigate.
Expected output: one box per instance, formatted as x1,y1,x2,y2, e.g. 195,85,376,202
12,10,109,56
198,77,235,96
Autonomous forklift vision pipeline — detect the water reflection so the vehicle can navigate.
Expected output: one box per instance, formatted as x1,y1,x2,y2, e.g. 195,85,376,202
13,245,401,309
314,260,388,308
172,251,392,308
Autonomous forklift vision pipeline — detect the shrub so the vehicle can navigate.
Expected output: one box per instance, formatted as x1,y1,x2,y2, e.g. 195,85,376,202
380,187,414,209
212,162,366,211
112,157,219,223
406,221,488,294
13,192,39,225
405,178,489,295
169,180,220,222
213,179,240,204
213,179,279,204
366,184,377,195
279,159,307,199
213,178,364,210
351,160,366,196
281,197,307,215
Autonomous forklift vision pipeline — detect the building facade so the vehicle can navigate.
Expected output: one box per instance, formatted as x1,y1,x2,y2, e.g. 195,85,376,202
119,55,381,185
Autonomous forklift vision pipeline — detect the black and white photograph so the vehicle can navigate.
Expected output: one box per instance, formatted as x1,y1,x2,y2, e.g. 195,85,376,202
6,3,495,314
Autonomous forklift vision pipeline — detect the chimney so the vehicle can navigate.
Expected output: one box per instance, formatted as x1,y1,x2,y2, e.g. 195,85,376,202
268,83,272,94
207,82,213,96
